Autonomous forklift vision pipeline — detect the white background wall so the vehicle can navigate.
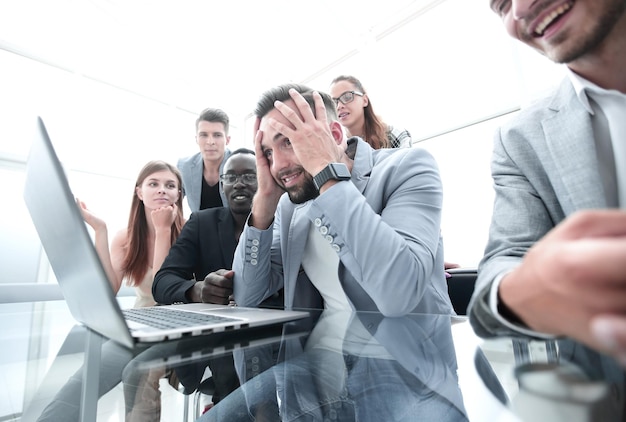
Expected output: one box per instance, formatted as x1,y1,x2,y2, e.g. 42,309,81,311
0,1,571,418
0,0,566,278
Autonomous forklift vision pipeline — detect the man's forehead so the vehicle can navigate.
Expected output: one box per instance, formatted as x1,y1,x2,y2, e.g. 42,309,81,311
198,120,226,132
224,154,255,172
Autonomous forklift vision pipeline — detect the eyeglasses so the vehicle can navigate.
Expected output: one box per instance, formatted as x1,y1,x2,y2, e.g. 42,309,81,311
219,173,257,185
332,91,364,106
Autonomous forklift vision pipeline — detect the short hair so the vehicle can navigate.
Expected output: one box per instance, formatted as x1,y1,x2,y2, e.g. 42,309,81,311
196,108,230,134
223,148,256,175
254,83,337,122
225,147,255,165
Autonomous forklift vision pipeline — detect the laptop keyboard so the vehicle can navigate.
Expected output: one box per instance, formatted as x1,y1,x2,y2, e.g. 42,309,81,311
123,306,239,330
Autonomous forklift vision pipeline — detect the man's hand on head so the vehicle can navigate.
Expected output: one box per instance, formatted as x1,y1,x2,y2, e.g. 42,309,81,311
250,118,284,230
269,89,343,176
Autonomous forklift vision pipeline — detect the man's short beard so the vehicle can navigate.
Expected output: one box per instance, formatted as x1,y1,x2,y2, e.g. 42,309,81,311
284,178,319,204
534,0,626,63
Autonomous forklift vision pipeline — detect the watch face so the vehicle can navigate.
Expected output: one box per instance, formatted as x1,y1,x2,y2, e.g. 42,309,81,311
331,163,351,178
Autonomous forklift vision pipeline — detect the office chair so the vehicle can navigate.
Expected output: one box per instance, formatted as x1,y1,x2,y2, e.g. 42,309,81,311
446,267,478,316
178,372,215,421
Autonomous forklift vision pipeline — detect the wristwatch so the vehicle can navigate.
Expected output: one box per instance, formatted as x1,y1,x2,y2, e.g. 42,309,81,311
313,163,351,191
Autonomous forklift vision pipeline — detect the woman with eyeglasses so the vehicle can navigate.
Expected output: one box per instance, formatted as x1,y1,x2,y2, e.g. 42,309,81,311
331,76,460,274
330,75,413,149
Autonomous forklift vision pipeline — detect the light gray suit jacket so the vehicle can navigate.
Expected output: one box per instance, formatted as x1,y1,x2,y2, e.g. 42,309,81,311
469,78,612,338
177,150,231,213
233,138,453,316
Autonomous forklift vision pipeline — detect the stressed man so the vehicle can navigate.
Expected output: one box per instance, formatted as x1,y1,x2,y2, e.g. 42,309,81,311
232,83,453,316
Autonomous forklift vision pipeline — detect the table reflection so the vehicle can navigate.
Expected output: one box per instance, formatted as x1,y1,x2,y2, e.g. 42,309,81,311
476,337,626,422
200,310,468,421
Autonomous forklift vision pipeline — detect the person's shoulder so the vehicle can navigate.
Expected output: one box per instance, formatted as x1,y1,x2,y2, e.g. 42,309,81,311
505,78,570,128
110,227,129,249
371,144,436,174
177,152,201,167
190,206,229,220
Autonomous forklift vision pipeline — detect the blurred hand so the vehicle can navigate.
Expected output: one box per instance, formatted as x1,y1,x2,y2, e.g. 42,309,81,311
499,210,626,365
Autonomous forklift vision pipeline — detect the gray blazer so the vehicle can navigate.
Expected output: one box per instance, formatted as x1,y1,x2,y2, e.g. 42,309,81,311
469,79,610,338
177,150,232,213
233,137,453,316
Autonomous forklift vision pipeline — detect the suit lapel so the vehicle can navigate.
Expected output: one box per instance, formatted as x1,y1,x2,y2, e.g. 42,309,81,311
190,154,203,208
282,202,311,309
542,80,608,213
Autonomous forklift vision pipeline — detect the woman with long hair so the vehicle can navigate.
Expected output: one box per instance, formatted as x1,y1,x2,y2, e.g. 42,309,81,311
78,160,185,307
38,160,185,422
329,75,413,149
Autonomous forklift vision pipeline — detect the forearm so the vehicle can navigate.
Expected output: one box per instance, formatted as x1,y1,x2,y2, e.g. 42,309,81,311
311,165,442,315
93,227,122,293
233,224,283,307
249,192,282,230
152,271,196,304
152,227,172,274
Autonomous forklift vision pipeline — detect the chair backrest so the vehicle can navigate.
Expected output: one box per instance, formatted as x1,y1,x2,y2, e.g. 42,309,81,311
446,268,477,316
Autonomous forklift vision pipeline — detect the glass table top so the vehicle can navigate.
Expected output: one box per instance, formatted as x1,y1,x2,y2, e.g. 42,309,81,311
1,301,624,421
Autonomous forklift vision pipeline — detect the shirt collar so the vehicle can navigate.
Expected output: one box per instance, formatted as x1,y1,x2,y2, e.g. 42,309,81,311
566,67,595,114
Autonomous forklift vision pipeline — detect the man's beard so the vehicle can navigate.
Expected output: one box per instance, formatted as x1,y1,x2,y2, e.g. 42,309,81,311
522,0,626,63
281,174,319,204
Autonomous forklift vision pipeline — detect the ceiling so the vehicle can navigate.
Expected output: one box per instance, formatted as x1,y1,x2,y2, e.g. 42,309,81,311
0,0,442,124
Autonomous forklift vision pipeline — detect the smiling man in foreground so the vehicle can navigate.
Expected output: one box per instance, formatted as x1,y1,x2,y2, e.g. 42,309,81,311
469,0,626,365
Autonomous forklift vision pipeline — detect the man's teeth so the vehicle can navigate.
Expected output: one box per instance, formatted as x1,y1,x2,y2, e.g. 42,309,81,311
535,2,572,35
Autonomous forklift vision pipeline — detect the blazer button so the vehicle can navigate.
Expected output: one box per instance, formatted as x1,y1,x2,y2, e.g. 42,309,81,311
332,244,341,252
314,218,322,227
319,226,329,235
252,239,259,246
250,259,258,265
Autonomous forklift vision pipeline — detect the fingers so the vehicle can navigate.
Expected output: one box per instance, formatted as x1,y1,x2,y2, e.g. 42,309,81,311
201,270,234,304
311,91,328,125
549,210,626,241
289,89,327,124
253,116,261,136
444,262,461,270
271,89,327,138
590,315,626,366
254,126,267,166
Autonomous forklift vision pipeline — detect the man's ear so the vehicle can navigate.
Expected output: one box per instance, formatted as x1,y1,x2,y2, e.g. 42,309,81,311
330,121,344,145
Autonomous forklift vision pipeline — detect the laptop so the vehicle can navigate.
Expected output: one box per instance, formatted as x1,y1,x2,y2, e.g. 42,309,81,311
23,116,308,349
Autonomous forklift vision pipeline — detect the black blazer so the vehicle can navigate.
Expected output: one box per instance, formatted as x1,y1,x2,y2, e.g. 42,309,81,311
153,207,237,304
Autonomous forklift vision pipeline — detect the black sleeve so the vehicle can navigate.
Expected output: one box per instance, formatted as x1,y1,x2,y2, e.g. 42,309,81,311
152,212,202,304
